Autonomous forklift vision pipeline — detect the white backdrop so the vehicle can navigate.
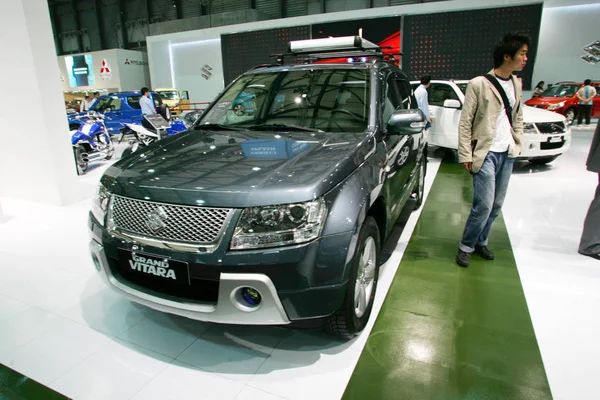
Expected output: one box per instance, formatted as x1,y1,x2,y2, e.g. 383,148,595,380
532,3,600,88
170,39,224,104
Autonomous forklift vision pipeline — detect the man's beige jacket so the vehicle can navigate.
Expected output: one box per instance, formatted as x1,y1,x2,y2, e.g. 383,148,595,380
458,69,523,173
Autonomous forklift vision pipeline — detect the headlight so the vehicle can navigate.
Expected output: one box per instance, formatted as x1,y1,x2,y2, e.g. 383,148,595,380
91,182,111,226
523,122,537,134
548,101,565,110
230,199,327,250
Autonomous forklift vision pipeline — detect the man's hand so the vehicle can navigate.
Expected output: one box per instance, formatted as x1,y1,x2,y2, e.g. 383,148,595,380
463,162,473,172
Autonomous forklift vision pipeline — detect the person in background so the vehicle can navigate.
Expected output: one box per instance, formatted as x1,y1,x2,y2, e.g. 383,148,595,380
456,33,528,267
414,75,433,129
576,79,597,126
88,91,100,109
546,83,553,90
140,87,156,131
532,81,545,97
578,120,600,260
80,95,92,112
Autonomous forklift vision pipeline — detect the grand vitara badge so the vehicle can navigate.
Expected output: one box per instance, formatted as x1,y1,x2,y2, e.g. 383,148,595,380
146,206,168,233
129,253,176,280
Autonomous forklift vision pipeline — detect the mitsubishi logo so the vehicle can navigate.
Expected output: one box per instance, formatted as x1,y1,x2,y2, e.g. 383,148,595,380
146,206,168,233
124,58,131,65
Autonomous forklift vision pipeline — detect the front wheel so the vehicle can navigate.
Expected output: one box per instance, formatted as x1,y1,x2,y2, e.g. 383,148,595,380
325,216,381,339
565,108,576,125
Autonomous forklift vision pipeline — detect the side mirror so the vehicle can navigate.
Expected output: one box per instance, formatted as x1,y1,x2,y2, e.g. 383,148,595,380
387,109,427,135
444,99,462,109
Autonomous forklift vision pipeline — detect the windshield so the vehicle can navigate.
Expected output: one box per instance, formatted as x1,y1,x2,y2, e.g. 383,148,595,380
198,69,371,133
541,84,580,97
158,90,179,100
90,96,120,112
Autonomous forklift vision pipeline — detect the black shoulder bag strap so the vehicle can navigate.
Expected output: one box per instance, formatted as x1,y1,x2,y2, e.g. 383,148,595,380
484,74,515,128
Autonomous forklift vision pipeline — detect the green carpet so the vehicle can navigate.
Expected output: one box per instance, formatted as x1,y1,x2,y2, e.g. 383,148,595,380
343,161,553,400
0,364,67,400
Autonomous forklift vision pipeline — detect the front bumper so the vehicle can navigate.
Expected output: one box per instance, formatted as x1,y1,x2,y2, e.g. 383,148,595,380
518,132,572,159
88,213,352,325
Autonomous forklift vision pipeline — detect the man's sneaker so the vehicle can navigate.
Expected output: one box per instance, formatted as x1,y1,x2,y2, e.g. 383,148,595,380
475,245,494,260
456,250,471,267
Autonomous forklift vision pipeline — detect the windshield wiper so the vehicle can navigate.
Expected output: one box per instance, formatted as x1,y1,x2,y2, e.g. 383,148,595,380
194,123,245,131
246,124,323,132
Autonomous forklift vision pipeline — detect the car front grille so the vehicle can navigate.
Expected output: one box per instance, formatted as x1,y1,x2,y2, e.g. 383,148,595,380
110,195,233,244
540,141,565,150
535,121,566,134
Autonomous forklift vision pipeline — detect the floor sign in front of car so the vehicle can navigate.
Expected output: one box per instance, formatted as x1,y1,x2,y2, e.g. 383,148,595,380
88,36,428,339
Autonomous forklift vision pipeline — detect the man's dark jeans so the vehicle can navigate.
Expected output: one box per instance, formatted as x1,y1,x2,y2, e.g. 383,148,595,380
459,151,515,253
578,105,592,126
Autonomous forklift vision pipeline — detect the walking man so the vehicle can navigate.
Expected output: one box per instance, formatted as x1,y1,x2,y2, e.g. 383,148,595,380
415,75,433,129
578,120,600,260
576,79,597,126
456,33,529,267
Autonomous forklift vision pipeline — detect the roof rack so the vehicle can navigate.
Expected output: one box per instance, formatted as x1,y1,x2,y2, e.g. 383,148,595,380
271,36,399,65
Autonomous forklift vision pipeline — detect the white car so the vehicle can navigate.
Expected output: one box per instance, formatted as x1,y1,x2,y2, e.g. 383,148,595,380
411,80,572,165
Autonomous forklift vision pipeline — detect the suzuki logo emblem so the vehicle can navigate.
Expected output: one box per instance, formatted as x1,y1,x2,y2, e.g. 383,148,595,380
146,206,168,233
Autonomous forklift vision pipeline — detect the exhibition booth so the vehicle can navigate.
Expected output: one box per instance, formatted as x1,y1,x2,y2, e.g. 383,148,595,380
0,0,599,399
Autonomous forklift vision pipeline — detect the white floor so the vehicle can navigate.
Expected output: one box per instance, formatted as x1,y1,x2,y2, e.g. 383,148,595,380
503,127,600,400
0,144,441,400
0,130,597,400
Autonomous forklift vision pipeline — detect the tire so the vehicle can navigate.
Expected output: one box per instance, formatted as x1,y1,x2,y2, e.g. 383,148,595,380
529,155,559,165
74,145,88,175
565,108,576,125
325,216,381,339
158,104,171,122
412,155,427,210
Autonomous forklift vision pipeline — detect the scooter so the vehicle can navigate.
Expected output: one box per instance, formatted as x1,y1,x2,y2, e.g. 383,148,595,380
71,111,115,175
118,118,188,158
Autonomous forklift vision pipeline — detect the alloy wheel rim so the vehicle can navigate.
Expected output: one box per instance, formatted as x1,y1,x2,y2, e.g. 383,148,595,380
354,236,376,318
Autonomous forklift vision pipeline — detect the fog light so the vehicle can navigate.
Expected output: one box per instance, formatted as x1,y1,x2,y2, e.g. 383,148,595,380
91,253,101,271
241,287,262,306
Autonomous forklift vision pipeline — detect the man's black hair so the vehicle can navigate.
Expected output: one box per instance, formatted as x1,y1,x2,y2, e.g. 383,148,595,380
93,91,99,96
493,33,531,68
141,87,150,95
584,79,592,86
421,75,432,85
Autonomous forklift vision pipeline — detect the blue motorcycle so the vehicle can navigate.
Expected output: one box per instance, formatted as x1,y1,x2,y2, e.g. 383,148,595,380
71,111,115,174
118,115,194,159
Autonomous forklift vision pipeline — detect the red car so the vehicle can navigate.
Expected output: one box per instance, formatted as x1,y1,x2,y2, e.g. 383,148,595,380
525,81,600,125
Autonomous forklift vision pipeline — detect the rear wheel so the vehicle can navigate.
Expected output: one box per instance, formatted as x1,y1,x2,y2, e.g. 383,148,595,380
412,155,427,210
529,155,559,165
73,145,88,175
325,217,380,339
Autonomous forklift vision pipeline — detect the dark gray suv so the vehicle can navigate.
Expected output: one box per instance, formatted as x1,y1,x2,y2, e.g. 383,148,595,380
89,38,427,338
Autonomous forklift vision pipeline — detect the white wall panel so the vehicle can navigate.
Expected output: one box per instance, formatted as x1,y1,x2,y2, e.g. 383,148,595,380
532,3,600,86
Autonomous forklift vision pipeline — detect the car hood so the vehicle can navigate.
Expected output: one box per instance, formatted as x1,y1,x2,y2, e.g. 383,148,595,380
525,96,571,105
522,105,566,123
106,128,373,208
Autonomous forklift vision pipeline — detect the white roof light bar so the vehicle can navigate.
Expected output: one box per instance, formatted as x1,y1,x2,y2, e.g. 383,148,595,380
288,36,380,54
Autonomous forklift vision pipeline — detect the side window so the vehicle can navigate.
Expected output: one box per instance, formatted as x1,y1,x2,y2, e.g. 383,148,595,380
398,80,416,110
429,83,459,107
152,94,163,107
127,96,141,109
383,74,403,124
